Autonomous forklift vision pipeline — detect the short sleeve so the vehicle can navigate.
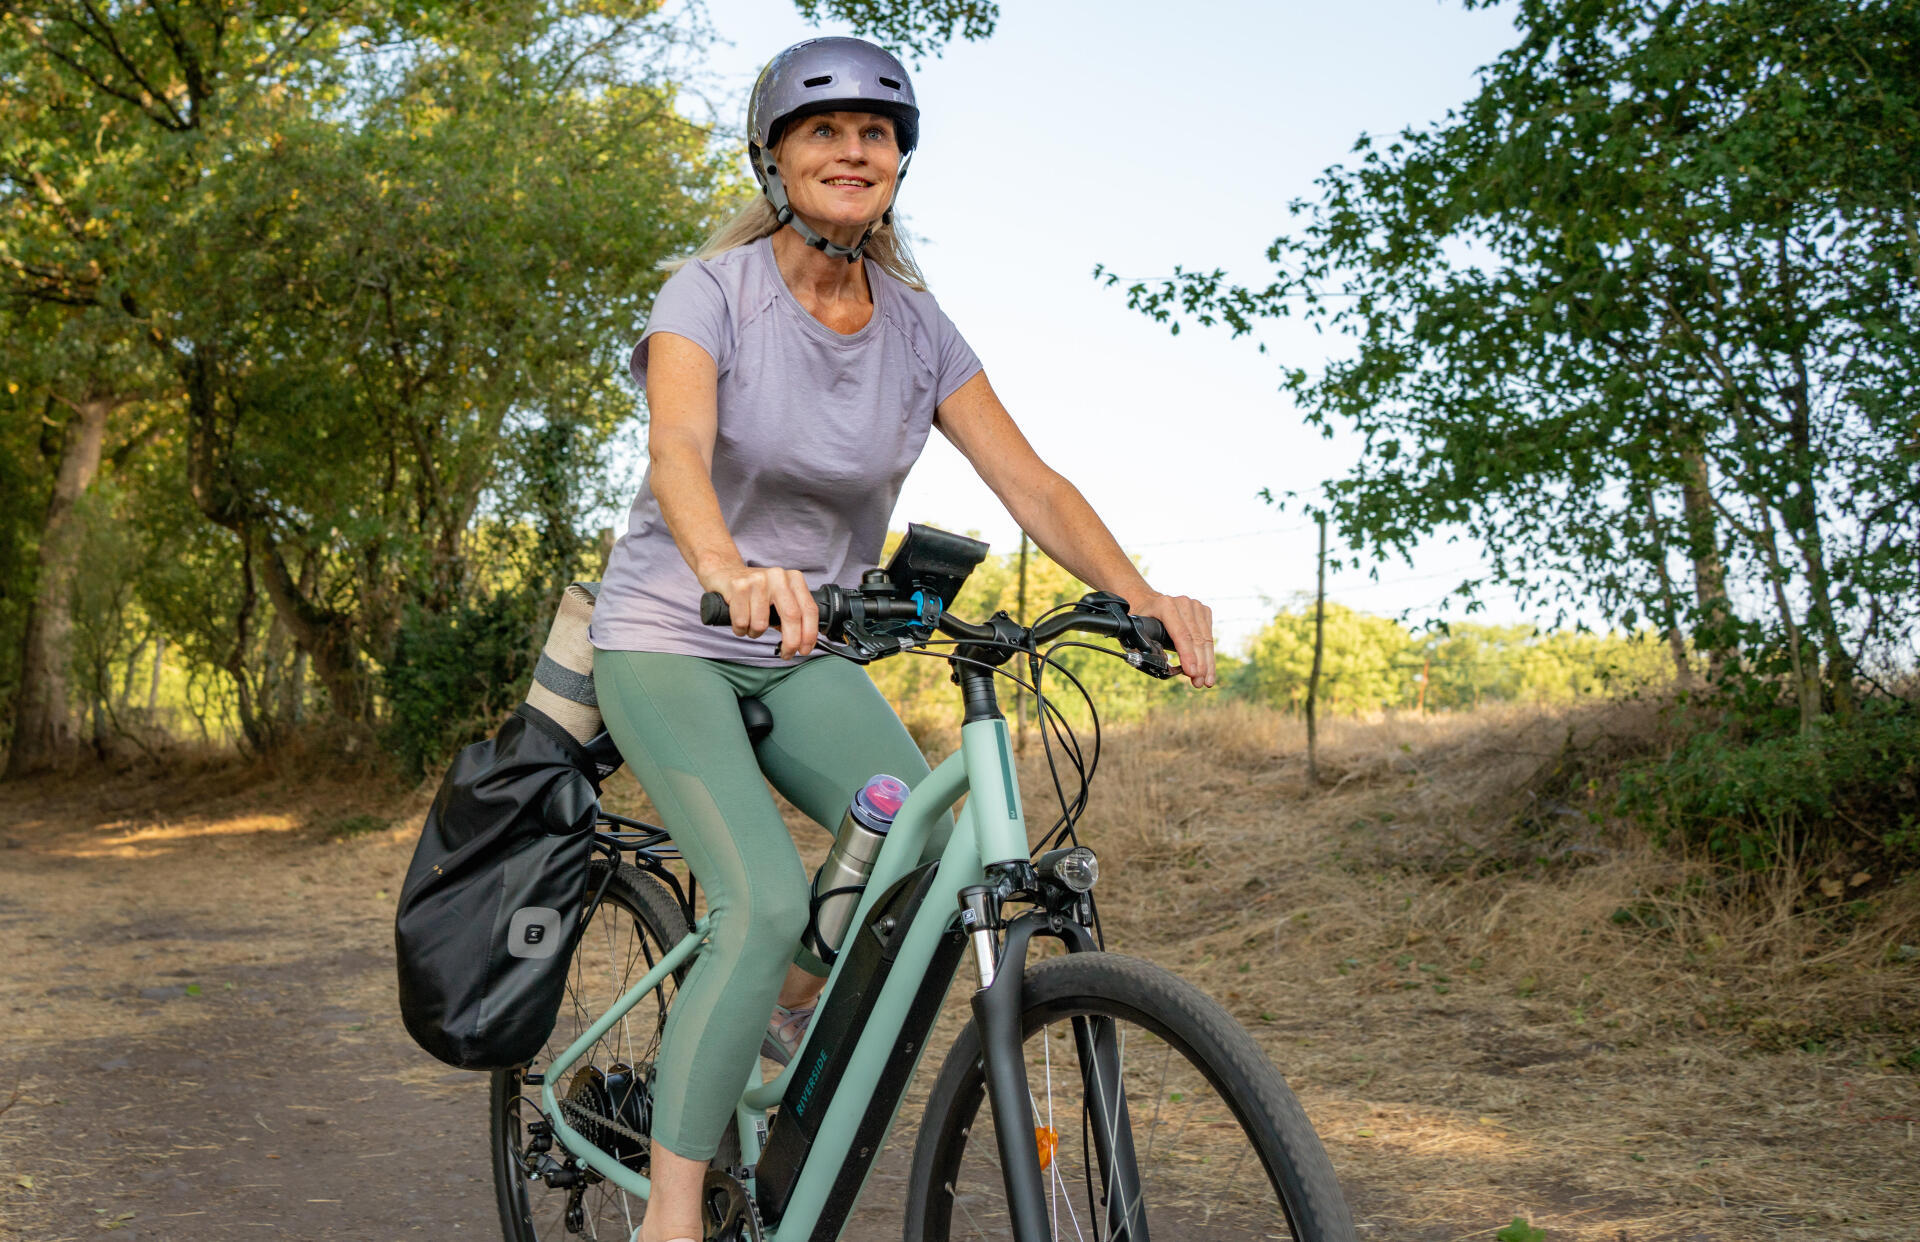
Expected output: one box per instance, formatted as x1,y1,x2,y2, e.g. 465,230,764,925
931,303,984,406
629,261,733,389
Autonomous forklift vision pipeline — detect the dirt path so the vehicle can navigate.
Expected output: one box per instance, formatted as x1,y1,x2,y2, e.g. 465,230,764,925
0,767,933,1242
3,720,1917,1241
0,771,503,1241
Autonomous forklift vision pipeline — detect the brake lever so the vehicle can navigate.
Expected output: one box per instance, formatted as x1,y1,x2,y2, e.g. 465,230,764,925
831,620,905,664
1124,648,1178,680
827,592,934,664
1077,591,1175,676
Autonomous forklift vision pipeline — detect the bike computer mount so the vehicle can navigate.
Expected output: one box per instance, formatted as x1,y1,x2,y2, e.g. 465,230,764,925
881,524,988,613
824,524,990,663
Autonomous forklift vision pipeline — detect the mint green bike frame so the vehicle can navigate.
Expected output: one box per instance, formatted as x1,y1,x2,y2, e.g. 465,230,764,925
537,715,1029,1239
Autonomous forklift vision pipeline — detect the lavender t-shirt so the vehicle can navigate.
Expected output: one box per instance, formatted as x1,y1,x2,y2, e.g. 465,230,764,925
590,236,983,663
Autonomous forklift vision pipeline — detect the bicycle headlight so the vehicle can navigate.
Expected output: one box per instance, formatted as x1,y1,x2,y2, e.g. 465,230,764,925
1039,845,1099,893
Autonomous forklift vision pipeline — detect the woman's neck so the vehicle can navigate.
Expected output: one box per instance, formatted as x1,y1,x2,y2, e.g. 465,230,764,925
770,225,872,310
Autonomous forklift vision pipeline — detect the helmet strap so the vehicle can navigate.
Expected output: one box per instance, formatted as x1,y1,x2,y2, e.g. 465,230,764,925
758,148,912,265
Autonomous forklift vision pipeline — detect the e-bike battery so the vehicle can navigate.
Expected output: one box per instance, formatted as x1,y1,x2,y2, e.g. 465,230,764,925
754,860,966,1232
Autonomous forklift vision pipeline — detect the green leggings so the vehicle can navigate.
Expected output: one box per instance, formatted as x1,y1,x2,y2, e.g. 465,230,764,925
592,650,952,1161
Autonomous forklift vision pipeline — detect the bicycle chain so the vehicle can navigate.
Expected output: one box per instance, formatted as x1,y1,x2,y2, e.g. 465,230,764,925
555,1095,651,1150
542,1098,760,1240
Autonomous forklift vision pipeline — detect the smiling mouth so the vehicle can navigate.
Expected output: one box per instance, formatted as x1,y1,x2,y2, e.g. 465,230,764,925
823,178,873,188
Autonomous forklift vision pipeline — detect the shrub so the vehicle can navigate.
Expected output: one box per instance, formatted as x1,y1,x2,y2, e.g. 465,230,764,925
1618,698,1920,868
381,592,542,778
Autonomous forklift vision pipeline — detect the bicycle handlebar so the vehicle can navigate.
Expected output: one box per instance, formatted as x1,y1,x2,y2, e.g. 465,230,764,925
697,585,1174,672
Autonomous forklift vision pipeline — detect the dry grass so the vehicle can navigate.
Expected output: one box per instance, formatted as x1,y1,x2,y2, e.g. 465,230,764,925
1051,699,1920,1239
3,699,1915,1240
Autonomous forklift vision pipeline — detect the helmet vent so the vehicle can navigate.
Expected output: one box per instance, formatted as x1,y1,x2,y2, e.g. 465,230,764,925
878,76,901,89
803,74,833,87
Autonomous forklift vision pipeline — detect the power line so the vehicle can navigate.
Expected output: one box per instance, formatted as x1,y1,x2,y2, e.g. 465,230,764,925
1328,565,1490,593
1130,520,1319,551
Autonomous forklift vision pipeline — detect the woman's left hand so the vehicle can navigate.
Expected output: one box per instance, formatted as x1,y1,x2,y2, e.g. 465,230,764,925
1131,592,1217,689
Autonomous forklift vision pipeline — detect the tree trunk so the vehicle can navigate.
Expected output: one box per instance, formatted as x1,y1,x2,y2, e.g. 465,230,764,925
184,351,365,721
147,634,166,712
254,540,362,721
262,592,291,727
278,551,316,726
1643,486,1695,686
1307,516,1327,785
6,396,112,778
227,540,271,755
1755,504,1821,739
1679,449,1729,679
121,635,148,708
1778,332,1855,719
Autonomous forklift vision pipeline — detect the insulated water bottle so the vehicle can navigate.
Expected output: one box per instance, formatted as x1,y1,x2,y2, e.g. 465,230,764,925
810,774,909,956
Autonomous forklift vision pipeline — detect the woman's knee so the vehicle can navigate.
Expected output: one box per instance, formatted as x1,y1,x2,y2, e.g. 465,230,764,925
708,882,810,965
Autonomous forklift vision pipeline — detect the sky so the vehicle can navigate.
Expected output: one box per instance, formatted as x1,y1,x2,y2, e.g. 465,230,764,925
642,0,1528,649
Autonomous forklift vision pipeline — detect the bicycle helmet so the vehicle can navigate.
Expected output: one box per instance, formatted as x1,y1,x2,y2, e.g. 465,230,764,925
747,36,919,263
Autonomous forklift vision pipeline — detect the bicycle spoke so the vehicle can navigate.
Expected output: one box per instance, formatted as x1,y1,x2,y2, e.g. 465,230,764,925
1043,1022,1058,1239
494,865,686,1242
951,1179,991,1240
941,1005,1304,1242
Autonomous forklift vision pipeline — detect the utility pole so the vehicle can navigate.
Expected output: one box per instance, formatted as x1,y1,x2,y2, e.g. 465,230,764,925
1307,514,1327,785
1418,653,1431,714
1015,532,1029,753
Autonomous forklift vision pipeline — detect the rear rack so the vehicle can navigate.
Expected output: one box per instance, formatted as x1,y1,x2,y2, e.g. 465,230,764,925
591,810,695,922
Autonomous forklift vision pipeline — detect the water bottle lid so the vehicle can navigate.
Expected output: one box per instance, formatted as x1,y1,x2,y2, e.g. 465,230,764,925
854,774,910,823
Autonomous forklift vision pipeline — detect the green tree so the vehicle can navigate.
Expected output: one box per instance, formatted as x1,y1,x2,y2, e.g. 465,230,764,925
1108,0,1920,736
2,1,375,767
2,1,999,771
1233,601,1415,714
162,6,730,721
1417,623,1672,710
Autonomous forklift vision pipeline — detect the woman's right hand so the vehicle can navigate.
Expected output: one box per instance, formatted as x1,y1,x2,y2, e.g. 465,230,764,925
697,565,821,659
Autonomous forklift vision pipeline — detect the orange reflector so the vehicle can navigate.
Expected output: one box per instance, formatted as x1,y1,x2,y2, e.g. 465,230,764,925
1035,1125,1058,1171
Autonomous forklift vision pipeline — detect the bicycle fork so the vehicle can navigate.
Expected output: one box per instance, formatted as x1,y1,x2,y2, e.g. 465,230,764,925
960,880,1151,1242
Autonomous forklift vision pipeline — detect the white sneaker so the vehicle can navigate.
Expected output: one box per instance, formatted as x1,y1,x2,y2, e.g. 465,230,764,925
761,1001,815,1065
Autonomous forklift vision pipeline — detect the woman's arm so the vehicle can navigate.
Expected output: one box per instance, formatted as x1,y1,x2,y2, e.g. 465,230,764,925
645,333,819,657
935,371,1217,688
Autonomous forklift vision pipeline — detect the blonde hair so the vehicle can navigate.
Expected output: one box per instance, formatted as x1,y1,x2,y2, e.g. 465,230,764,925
662,190,928,292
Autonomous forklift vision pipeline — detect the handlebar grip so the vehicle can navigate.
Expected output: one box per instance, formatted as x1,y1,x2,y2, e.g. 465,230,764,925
699,591,785,630
1136,617,1172,650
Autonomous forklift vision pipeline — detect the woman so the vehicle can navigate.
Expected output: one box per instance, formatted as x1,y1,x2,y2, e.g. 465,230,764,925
589,35,1217,1241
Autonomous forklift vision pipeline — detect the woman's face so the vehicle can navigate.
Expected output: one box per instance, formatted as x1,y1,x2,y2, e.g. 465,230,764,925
773,111,900,240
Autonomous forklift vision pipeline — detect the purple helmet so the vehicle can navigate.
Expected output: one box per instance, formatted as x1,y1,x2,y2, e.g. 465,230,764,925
746,37,918,262
747,36,919,179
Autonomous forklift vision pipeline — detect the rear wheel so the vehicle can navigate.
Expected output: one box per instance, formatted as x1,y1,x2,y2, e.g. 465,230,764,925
904,952,1356,1242
491,859,689,1242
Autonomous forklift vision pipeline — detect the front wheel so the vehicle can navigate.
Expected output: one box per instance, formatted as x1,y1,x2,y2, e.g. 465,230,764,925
904,952,1356,1242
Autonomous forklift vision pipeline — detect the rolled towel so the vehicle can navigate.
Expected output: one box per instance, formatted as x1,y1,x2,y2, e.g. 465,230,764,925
525,582,602,743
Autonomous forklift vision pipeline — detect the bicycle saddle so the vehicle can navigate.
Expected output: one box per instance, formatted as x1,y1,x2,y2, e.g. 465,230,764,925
739,695,773,746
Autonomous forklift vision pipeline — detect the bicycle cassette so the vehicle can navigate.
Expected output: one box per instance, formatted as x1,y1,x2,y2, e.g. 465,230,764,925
700,1168,762,1242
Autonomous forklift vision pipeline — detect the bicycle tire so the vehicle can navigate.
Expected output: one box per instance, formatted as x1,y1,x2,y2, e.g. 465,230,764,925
491,858,690,1242
903,951,1357,1242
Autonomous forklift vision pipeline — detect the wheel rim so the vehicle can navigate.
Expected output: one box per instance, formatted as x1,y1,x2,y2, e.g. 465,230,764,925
933,1003,1303,1242
501,876,680,1241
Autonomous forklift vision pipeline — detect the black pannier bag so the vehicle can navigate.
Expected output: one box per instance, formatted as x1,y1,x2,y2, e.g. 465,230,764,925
395,583,622,1070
